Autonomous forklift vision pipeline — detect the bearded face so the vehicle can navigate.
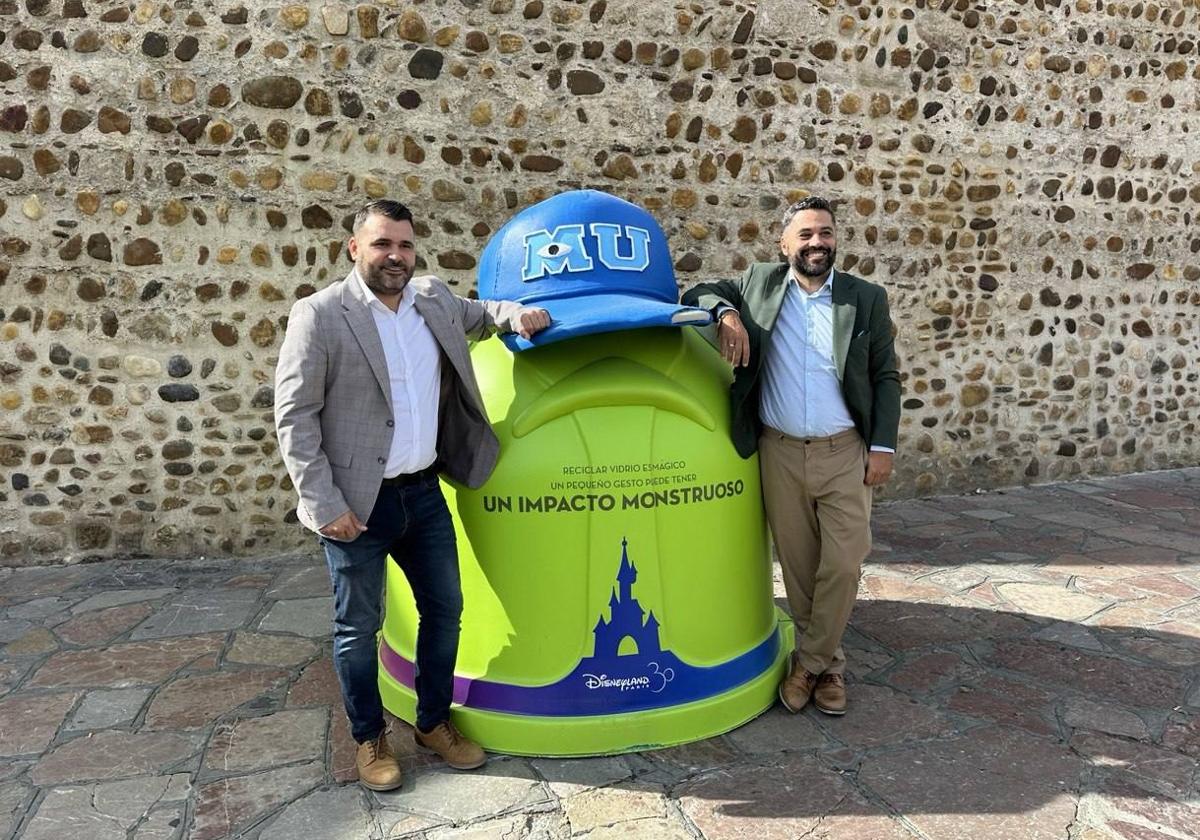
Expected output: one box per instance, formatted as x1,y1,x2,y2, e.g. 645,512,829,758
780,209,837,280
349,213,417,298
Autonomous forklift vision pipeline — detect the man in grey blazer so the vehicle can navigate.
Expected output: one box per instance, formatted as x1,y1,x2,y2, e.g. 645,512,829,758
275,199,549,791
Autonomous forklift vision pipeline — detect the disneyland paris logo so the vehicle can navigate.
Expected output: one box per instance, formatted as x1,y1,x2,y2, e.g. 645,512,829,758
582,661,674,694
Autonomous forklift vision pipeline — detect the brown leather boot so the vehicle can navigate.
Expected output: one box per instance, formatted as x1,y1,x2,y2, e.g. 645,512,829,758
415,720,487,770
813,673,847,715
778,655,818,714
355,730,403,791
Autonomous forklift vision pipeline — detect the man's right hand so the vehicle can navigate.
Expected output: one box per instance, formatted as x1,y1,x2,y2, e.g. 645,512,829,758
717,310,751,368
319,510,368,542
516,307,551,339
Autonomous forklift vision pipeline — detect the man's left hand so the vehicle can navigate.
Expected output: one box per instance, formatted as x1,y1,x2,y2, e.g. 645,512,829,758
517,308,551,339
864,451,893,486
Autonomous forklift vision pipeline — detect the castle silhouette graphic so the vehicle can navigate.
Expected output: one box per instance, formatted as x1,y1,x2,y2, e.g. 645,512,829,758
592,538,662,658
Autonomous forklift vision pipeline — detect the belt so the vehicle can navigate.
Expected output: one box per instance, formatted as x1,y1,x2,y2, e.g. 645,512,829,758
380,463,440,487
762,426,860,445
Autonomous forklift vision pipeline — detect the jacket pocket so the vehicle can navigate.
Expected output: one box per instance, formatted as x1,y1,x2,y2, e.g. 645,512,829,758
844,331,870,377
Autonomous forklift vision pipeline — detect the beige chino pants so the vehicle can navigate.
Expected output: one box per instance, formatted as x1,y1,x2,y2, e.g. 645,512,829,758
759,426,872,676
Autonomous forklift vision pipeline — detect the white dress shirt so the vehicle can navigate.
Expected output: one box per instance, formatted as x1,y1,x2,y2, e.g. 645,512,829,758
354,270,441,476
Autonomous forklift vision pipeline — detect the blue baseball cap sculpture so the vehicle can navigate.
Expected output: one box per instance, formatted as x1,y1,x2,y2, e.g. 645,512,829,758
477,190,712,351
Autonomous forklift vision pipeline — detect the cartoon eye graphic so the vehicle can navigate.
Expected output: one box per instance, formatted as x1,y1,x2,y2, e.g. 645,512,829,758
536,242,572,259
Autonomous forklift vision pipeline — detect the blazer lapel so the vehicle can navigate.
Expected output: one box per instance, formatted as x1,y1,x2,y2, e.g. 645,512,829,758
411,285,456,364
757,263,792,335
831,271,857,382
339,271,393,413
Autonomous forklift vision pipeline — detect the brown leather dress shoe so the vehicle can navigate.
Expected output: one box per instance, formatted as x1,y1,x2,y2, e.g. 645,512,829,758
355,730,403,791
778,656,818,714
813,673,847,715
415,720,487,770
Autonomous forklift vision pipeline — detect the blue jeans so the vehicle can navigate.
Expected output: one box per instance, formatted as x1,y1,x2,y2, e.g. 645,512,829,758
322,478,461,740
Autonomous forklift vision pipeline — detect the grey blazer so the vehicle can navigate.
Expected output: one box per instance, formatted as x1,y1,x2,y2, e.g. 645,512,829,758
274,270,525,534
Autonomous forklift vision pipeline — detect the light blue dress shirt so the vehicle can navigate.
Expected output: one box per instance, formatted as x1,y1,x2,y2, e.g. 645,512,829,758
716,270,894,453
759,270,858,440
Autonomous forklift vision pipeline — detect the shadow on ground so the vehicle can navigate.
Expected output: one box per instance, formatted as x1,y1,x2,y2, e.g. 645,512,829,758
0,467,1197,839
363,595,1197,840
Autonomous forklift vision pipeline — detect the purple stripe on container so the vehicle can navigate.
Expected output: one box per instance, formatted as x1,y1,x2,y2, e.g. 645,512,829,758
379,630,779,717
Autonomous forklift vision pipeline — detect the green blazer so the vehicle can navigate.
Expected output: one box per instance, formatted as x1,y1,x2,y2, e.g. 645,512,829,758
682,262,901,458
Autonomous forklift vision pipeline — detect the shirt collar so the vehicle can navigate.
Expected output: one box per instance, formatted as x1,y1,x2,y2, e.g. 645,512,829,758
787,267,835,298
353,268,412,315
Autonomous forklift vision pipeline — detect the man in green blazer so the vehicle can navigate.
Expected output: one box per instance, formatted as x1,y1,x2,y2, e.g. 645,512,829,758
682,196,900,716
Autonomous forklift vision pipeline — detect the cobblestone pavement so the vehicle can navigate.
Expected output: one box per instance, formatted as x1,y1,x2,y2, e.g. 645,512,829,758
1,468,1198,840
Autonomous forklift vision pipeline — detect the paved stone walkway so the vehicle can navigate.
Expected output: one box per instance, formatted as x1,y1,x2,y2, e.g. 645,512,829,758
1,468,1198,840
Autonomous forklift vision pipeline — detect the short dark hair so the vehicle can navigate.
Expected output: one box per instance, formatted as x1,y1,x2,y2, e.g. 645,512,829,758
781,196,836,231
352,200,414,233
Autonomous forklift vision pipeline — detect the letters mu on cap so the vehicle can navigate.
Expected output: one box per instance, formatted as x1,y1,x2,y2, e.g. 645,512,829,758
522,224,653,281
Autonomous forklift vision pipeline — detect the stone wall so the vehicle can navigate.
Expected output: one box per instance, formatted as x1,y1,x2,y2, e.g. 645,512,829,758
1,0,1198,564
